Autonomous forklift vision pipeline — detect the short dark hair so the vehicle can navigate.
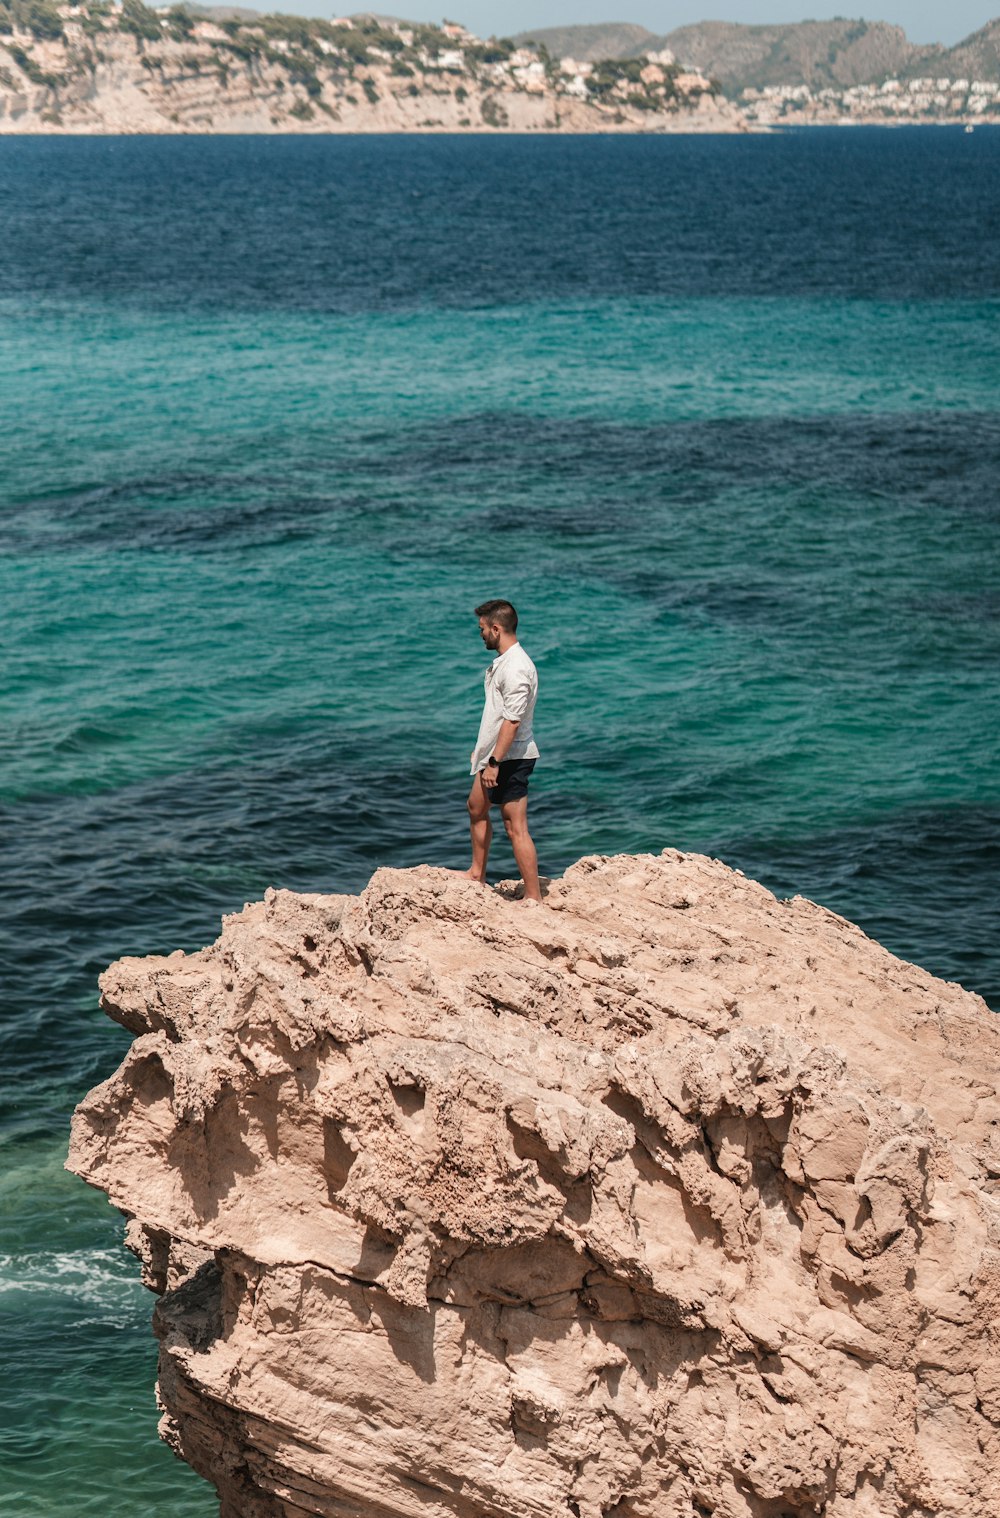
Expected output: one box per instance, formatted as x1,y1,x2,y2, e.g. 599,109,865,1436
475,599,518,633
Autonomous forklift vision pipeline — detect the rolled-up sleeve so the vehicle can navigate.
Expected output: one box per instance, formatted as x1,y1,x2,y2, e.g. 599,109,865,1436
500,673,532,722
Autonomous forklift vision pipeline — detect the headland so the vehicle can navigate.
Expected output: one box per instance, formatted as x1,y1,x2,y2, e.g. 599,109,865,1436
68,849,1000,1516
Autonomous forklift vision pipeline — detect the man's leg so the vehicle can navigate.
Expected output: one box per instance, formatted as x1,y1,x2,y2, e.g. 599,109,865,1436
500,796,542,903
464,773,493,883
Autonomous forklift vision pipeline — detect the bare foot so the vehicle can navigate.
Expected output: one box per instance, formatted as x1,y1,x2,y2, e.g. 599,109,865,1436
514,897,543,908
444,868,489,885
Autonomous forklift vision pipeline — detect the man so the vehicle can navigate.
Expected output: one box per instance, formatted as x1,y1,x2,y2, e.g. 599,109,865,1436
462,599,542,905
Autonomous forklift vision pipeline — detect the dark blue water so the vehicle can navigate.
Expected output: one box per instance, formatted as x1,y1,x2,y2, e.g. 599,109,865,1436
1,128,998,1515
2,129,999,307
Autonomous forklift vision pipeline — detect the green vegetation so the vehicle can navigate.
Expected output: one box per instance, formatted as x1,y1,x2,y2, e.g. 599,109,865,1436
0,1,720,126
524,38,558,78
585,57,645,96
163,5,194,39
78,1,114,40
580,55,684,109
404,21,449,57
285,55,322,97
258,13,328,51
465,37,514,65
9,42,64,85
0,0,64,41
119,0,162,42
353,18,404,53
336,30,372,66
480,92,507,125
216,36,262,65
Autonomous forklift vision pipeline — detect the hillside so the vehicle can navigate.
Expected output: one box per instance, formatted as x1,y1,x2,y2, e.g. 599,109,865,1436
0,1,734,132
511,19,656,61
651,18,934,94
926,15,1000,80
2,2,998,130
514,15,1000,94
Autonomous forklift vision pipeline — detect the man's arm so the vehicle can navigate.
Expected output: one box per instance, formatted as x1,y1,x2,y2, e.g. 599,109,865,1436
481,718,520,785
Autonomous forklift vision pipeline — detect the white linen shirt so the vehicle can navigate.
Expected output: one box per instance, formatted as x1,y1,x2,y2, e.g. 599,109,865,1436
470,641,540,774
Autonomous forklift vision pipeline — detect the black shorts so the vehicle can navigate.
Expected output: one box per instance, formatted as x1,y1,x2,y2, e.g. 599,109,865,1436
484,758,536,805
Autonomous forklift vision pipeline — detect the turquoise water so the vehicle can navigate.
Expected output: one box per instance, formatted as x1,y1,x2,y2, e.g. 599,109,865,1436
1,131,998,1514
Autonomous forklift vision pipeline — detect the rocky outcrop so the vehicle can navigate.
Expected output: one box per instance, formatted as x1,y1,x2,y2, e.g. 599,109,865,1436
68,850,1000,1518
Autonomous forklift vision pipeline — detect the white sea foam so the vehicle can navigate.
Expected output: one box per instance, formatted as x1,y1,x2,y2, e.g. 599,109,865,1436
0,1246,147,1318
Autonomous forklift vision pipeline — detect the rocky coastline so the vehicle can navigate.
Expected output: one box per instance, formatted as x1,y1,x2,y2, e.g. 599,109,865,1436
68,850,1000,1517
3,5,999,133
0,7,742,133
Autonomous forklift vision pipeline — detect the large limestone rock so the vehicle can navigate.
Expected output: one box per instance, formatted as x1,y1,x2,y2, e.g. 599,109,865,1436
67,851,1000,1518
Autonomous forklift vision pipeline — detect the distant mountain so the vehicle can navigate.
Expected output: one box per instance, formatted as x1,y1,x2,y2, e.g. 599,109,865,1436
511,21,656,60
924,16,1000,79
514,16,1000,93
169,3,264,17
649,19,932,94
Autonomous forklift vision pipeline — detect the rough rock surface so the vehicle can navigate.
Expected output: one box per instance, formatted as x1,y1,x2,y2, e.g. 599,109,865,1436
68,851,1000,1518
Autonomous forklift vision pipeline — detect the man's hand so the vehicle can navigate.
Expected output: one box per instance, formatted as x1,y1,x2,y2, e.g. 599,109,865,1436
480,720,519,789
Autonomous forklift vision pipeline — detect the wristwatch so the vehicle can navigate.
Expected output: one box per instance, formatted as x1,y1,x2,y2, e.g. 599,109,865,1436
487,755,499,766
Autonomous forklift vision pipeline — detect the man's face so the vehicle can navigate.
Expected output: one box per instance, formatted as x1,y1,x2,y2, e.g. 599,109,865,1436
479,617,501,652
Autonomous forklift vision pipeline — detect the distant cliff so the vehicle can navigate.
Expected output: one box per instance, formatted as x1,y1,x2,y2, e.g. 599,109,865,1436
0,3,738,133
68,851,1000,1517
